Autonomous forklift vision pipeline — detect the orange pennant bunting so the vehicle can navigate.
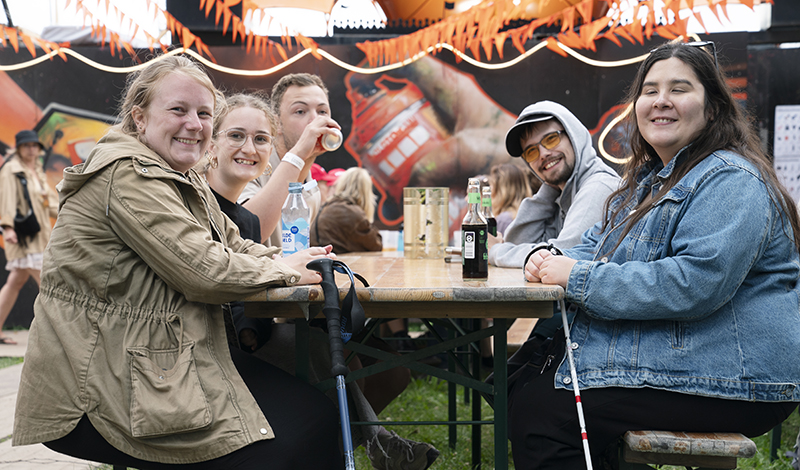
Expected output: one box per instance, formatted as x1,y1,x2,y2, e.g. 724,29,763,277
603,27,623,47
627,21,644,45
21,31,37,57
655,25,678,40
222,7,232,34
578,0,593,24
546,36,568,57
614,25,636,45
182,26,196,50
495,31,509,59
204,0,214,18
561,7,576,33
481,35,494,61
8,27,19,52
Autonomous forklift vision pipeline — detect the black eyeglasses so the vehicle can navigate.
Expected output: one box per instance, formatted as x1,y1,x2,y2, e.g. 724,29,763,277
521,130,565,163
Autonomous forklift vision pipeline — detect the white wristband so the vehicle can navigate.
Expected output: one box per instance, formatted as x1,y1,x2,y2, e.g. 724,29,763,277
281,152,304,170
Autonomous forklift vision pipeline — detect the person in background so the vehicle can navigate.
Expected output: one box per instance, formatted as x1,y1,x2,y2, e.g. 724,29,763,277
310,163,346,204
239,73,340,245
13,55,342,470
0,130,57,345
518,41,800,469
310,167,382,253
488,162,538,236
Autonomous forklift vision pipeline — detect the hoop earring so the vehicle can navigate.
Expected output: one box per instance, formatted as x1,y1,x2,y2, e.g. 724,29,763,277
207,153,218,169
263,162,273,177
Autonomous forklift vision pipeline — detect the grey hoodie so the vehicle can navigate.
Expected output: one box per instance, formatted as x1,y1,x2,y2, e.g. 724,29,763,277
489,101,620,268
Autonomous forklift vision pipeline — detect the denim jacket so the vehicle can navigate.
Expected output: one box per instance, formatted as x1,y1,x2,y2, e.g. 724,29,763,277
559,149,800,402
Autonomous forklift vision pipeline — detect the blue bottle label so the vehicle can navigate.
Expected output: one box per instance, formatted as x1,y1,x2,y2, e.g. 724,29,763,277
281,218,309,255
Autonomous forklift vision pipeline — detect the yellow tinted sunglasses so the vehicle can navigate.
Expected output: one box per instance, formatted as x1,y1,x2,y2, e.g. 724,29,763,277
522,130,565,163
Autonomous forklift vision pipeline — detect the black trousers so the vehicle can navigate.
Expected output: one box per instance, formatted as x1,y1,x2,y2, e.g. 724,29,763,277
508,350,798,470
45,348,344,470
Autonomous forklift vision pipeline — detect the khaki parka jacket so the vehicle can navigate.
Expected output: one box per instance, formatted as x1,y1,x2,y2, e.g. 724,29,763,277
13,130,303,464
0,155,58,259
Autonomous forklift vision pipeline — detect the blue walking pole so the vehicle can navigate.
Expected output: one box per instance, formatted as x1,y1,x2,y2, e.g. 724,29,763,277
307,258,365,470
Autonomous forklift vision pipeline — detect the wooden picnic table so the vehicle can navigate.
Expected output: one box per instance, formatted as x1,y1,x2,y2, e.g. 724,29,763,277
244,251,564,469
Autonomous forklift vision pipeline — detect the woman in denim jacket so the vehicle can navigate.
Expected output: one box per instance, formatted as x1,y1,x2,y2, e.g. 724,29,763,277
513,41,800,469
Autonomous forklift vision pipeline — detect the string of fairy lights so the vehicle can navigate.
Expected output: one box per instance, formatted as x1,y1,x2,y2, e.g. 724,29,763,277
0,33,701,164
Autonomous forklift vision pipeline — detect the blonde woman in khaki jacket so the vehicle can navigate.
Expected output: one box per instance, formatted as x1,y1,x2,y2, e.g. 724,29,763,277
13,56,343,470
0,130,57,344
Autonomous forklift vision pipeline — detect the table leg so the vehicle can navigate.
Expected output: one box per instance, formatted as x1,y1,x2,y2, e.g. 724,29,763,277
448,325,457,450
472,319,482,469
494,318,509,470
296,319,310,383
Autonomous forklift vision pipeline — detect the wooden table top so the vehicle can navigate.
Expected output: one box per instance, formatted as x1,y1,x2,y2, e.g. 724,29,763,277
244,251,564,319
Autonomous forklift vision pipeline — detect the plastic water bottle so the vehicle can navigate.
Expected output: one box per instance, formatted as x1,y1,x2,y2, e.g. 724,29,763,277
281,182,310,255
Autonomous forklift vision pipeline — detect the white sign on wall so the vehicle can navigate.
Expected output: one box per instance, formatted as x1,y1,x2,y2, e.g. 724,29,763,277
774,105,800,202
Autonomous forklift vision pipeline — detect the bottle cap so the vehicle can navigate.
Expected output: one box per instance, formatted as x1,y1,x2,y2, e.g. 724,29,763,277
288,182,303,192
321,128,343,152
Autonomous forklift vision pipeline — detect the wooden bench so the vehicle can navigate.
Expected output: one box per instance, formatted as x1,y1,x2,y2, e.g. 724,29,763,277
618,430,757,469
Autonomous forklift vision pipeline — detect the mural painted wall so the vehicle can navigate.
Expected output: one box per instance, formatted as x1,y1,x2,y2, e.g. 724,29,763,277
0,32,753,326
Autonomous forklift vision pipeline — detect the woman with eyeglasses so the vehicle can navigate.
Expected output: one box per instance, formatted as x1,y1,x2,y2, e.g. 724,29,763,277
513,41,800,469
203,91,311,354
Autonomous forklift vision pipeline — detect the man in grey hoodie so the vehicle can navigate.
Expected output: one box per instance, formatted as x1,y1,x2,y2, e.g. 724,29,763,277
489,101,620,268
489,101,619,341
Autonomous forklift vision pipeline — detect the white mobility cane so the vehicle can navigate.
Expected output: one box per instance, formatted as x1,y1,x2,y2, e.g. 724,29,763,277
530,244,593,469
559,298,592,470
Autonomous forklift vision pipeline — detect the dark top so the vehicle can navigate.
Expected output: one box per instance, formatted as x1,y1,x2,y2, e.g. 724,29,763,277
211,187,272,352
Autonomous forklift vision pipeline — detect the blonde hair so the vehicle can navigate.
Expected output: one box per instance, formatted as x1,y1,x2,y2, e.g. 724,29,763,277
489,163,535,218
117,55,224,137
331,167,376,223
213,91,277,138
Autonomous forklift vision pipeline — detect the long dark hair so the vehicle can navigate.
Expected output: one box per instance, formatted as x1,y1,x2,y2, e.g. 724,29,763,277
602,41,800,254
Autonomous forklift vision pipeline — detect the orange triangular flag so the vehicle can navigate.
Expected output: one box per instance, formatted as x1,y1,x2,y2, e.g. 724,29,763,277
0,26,6,47
182,26,196,50
8,27,19,52
655,25,678,40
693,10,707,33
20,31,36,57
231,15,240,42
215,1,224,25
603,27,623,47
480,35,494,60
245,31,253,53
739,0,754,8
205,0,214,18
561,7,576,33
275,42,287,61
546,36,568,57
511,30,525,54
578,0,593,24
627,21,644,45
494,31,509,59
222,7,232,34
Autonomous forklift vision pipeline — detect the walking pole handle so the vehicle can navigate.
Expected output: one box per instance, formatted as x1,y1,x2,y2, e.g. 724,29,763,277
307,259,350,377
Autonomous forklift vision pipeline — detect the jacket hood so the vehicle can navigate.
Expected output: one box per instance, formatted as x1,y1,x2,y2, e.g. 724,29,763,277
508,100,618,211
58,129,171,207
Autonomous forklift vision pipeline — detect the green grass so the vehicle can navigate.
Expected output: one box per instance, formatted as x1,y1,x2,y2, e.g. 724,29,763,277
354,376,800,470
0,356,22,369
